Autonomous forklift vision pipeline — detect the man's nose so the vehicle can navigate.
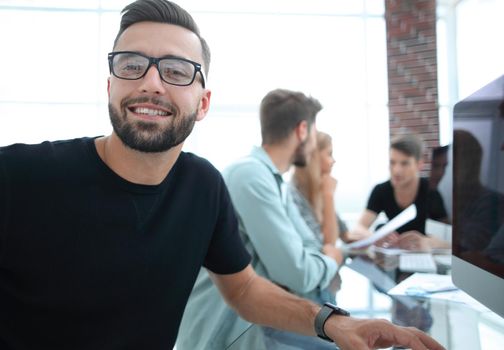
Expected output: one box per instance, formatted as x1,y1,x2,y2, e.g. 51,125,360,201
138,65,166,94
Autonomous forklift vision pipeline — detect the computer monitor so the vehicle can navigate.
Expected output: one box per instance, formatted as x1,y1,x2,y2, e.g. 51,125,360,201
452,74,504,318
424,144,453,242
429,144,452,220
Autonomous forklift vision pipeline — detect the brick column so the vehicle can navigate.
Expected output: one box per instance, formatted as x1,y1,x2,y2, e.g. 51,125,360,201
385,0,439,172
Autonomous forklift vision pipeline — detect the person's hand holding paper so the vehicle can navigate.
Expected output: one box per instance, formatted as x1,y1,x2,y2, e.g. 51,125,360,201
374,231,400,248
344,204,417,252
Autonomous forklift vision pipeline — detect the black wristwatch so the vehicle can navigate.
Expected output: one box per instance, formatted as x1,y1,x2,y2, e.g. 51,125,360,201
314,302,350,341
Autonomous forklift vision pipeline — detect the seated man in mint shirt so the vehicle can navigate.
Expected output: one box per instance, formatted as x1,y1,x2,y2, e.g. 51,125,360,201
177,89,344,349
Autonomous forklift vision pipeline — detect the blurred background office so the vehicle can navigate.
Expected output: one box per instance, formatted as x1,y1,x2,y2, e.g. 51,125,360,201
1,0,503,222
0,0,503,317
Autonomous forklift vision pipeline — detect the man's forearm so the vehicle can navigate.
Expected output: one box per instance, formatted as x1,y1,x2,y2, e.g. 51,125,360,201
211,266,446,350
232,273,320,336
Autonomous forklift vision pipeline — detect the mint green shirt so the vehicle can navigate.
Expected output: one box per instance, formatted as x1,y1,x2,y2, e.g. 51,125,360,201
177,147,338,349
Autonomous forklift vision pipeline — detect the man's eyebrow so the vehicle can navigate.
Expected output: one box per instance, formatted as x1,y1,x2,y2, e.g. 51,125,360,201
124,51,191,61
159,54,192,61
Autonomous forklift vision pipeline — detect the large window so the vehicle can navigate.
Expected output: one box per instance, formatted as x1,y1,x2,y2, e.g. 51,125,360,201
437,0,504,145
0,0,389,217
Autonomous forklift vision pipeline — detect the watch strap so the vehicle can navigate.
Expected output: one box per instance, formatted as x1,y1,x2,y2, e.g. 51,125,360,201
314,302,350,341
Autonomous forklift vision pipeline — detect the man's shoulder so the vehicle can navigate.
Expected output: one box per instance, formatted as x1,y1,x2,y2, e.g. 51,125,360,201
180,151,219,172
0,138,95,187
373,180,392,192
0,137,92,166
367,180,393,208
176,152,225,187
223,155,270,181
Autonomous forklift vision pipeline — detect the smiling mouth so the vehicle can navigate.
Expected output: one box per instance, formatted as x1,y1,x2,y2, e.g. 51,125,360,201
129,107,172,117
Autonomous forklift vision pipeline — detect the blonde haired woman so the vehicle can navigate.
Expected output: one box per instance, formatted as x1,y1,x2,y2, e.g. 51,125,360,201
290,131,348,249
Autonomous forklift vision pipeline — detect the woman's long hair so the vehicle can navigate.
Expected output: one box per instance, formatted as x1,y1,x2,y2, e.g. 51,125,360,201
293,131,332,222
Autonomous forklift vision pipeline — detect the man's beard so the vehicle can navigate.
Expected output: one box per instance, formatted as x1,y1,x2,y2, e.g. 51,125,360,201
292,140,308,167
108,97,197,153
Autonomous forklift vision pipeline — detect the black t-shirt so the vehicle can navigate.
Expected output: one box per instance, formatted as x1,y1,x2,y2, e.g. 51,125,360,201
0,138,251,350
366,178,447,234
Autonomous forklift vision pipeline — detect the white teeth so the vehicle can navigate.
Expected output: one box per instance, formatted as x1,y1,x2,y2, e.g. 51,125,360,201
132,107,169,116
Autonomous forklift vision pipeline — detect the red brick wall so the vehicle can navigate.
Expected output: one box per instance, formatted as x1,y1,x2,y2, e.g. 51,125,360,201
385,0,439,173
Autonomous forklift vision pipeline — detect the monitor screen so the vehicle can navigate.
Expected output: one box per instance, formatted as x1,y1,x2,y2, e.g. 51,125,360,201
452,74,504,318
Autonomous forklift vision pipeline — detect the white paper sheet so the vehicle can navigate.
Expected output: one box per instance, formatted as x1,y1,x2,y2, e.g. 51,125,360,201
344,204,417,250
387,272,490,311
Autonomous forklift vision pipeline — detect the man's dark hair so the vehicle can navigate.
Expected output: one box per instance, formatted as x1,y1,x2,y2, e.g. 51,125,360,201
432,144,449,160
390,134,424,161
260,89,322,145
113,0,211,76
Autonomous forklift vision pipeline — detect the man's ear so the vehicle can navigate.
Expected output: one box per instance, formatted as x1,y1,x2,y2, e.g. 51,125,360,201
107,77,111,97
195,89,212,122
296,120,309,142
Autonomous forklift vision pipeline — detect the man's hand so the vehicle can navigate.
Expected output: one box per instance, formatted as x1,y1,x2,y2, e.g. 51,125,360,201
325,316,445,350
344,226,373,243
374,231,400,248
322,244,344,265
397,231,431,251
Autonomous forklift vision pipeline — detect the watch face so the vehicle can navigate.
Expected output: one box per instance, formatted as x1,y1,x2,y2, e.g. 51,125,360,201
326,303,350,316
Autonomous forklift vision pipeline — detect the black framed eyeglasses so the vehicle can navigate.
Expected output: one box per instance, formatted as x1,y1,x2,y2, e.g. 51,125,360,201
108,51,206,88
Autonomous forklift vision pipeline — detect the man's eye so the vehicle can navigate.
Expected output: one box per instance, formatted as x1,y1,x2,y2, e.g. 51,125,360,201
165,68,189,77
123,64,143,72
